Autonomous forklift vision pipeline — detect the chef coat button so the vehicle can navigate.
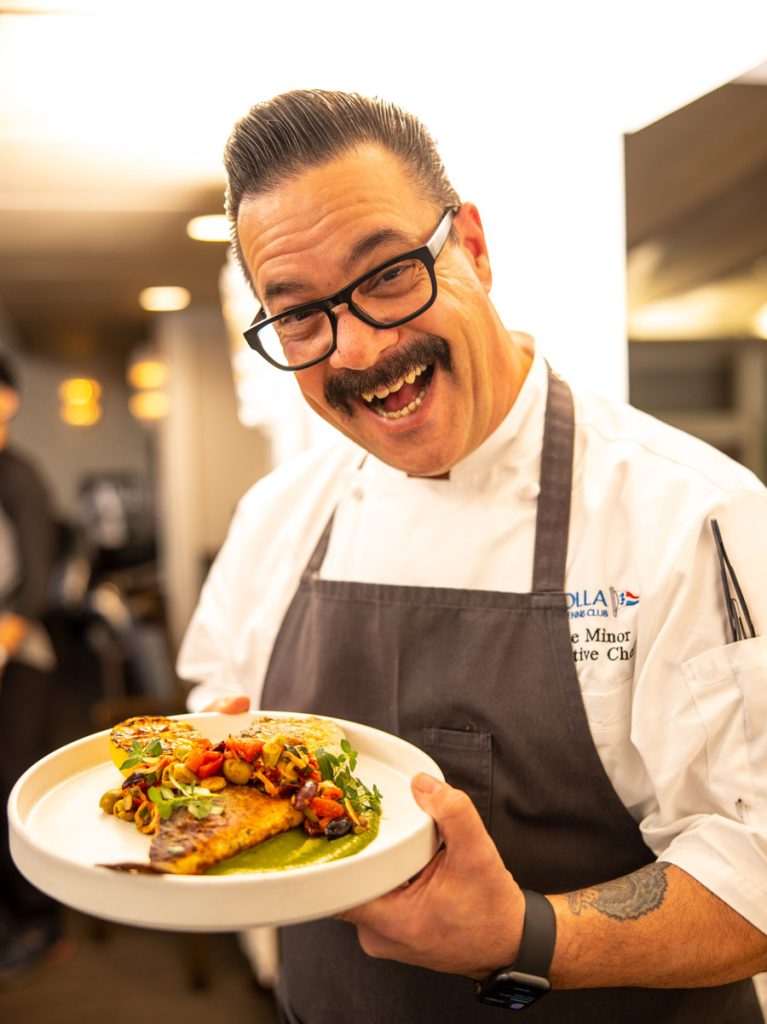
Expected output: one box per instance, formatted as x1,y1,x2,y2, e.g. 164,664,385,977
520,481,540,500
350,485,364,501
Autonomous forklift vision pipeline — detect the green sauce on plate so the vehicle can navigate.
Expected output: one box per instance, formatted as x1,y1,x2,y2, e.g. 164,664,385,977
206,812,380,875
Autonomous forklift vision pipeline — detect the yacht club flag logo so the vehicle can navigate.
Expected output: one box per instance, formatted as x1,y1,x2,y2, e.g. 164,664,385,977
566,587,640,619
610,587,639,615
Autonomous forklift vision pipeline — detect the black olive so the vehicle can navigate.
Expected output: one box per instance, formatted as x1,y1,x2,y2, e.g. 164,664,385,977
122,770,150,790
325,817,352,839
295,779,318,810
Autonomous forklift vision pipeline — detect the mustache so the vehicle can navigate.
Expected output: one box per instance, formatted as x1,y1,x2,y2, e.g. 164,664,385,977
324,335,452,415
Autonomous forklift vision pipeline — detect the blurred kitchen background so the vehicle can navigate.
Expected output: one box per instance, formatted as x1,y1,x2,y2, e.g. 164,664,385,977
0,1,766,1019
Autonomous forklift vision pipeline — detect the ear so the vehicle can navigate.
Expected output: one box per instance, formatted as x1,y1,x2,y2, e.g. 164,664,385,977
453,203,493,293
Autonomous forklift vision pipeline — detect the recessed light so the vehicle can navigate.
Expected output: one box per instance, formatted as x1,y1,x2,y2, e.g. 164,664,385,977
139,286,191,312
58,377,101,404
187,215,230,242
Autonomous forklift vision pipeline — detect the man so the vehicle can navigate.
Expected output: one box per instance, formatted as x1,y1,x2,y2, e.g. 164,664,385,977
0,355,60,979
178,90,767,1021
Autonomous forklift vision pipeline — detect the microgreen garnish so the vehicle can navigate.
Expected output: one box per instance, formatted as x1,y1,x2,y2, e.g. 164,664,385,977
316,744,382,816
147,783,224,821
119,737,164,772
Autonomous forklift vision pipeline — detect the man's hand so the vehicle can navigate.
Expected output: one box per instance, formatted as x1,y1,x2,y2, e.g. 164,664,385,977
202,695,251,714
340,774,525,978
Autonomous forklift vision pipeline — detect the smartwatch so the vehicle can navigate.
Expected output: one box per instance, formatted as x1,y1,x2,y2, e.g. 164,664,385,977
474,889,556,1010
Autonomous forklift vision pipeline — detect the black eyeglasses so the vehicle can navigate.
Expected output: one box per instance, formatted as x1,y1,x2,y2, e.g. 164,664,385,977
243,206,458,371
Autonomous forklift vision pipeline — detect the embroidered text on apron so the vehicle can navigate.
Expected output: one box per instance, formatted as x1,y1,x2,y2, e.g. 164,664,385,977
261,368,760,1023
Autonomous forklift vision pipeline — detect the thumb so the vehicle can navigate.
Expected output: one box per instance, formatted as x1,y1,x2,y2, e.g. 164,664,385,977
411,773,490,861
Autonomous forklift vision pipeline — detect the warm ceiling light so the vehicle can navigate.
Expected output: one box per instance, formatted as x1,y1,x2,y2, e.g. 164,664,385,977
58,377,101,404
127,358,168,390
753,303,767,339
61,402,102,427
187,215,230,242
138,286,191,312
129,390,170,421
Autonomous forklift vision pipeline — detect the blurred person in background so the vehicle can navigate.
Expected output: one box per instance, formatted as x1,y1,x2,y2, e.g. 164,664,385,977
0,354,61,981
179,91,767,1022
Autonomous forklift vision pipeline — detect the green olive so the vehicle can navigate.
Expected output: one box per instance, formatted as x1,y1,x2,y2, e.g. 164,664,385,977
99,788,123,814
223,757,252,785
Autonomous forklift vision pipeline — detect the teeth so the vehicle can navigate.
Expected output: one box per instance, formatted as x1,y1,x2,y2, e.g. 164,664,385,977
361,364,428,404
372,385,428,419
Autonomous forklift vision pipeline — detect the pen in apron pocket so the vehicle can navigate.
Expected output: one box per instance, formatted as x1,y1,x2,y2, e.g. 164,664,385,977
710,518,757,643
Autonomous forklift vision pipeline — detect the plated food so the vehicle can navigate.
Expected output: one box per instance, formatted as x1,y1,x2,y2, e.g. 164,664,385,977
99,715,383,875
10,712,441,930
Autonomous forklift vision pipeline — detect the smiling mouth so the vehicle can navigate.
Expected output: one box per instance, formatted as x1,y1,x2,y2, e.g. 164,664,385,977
360,363,434,419
323,335,450,419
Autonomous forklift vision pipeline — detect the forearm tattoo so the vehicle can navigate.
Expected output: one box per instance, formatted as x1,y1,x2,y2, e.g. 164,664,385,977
566,862,670,921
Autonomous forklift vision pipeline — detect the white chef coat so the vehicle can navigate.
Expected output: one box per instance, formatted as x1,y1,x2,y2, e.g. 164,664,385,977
178,343,767,934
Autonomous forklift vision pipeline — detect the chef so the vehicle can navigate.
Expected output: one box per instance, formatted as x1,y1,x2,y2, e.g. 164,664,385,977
178,89,767,1022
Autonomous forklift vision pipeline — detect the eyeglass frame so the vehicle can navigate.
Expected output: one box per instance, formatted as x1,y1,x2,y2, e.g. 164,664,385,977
243,205,460,371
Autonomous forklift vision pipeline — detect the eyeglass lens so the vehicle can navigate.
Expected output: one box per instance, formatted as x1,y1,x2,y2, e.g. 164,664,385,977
257,255,434,368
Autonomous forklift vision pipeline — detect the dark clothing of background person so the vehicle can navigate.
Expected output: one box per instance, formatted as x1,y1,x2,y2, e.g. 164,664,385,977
0,445,60,970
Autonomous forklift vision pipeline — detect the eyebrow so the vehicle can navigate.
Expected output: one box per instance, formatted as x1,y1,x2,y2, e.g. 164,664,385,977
263,278,310,305
262,225,414,308
342,226,413,274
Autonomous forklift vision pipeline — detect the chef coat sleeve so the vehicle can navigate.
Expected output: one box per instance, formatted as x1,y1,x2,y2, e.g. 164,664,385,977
177,498,255,712
175,441,340,713
632,487,767,935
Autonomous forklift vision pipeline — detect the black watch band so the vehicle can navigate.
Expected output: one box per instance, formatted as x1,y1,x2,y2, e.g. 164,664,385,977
474,889,556,1010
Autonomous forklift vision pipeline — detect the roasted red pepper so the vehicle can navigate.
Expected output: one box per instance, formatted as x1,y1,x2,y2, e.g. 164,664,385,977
310,796,345,820
225,738,264,763
186,748,224,778
319,784,343,800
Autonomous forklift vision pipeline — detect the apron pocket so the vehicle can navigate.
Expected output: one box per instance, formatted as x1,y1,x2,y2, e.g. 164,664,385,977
421,727,493,830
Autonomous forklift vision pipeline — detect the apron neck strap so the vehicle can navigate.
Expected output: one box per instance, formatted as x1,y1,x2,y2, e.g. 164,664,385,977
532,365,575,593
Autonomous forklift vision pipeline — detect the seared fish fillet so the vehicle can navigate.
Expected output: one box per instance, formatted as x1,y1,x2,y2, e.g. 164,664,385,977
149,785,302,875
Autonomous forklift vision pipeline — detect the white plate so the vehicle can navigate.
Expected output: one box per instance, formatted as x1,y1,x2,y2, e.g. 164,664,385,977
9,711,443,932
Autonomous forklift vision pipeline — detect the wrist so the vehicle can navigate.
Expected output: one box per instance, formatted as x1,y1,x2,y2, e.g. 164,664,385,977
474,890,556,1010
469,884,525,981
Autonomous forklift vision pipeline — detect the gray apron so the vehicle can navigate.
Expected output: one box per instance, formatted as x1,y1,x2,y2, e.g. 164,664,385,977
262,369,760,1023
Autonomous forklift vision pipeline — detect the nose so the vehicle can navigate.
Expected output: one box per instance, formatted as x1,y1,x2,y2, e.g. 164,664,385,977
328,305,398,371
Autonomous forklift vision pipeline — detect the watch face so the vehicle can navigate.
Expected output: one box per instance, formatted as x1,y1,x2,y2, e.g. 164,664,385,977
477,977,547,1010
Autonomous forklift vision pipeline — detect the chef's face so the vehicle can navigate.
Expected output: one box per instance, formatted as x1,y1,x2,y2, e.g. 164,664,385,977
237,146,521,476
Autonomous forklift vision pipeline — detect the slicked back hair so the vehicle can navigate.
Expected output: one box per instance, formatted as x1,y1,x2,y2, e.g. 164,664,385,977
223,89,460,287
